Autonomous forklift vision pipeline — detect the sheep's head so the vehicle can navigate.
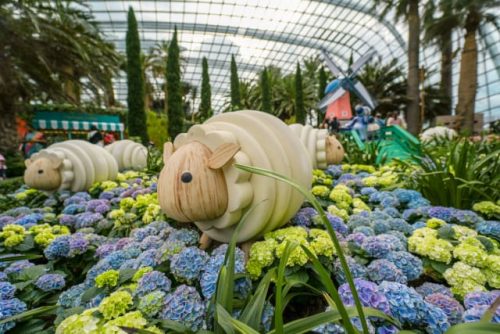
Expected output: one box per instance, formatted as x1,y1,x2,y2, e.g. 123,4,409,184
158,141,240,222
24,152,63,191
325,135,345,164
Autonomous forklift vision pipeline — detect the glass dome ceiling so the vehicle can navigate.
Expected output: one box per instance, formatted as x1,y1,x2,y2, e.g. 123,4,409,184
86,0,500,123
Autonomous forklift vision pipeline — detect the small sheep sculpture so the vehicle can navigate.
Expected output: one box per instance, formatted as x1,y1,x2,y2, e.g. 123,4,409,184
420,126,458,143
24,140,147,192
158,110,342,244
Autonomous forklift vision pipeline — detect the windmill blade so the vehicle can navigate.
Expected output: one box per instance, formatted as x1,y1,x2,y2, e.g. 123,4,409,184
317,86,347,109
349,50,376,77
320,49,346,78
352,81,377,110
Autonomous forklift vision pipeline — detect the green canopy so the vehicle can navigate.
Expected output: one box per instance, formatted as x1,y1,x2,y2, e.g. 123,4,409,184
33,111,124,133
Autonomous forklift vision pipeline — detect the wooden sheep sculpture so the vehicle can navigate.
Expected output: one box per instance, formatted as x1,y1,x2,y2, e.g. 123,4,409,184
24,140,147,192
158,110,315,244
288,123,345,168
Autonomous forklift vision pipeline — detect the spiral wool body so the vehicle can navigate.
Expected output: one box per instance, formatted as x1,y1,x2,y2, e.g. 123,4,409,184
158,110,313,243
24,140,147,192
105,140,148,171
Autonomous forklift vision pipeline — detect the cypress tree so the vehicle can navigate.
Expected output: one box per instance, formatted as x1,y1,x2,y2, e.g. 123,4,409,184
126,7,148,142
230,55,241,111
295,62,305,124
260,67,272,114
317,66,328,125
166,26,183,139
199,57,212,121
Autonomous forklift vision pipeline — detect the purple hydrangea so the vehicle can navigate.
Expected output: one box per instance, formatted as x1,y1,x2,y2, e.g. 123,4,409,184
464,290,500,309
346,232,367,253
428,206,454,222
68,235,89,257
170,247,209,283
377,281,425,325
161,285,206,332
96,243,116,258
360,187,378,196
74,212,104,229
140,236,164,251
380,196,400,209
339,279,391,315
4,260,34,275
367,259,407,284
450,210,483,226
476,221,500,241
35,274,66,291
44,235,71,260
0,272,7,281
62,203,86,215
425,293,464,325
372,220,391,234
98,191,116,200
291,207,318,227
136,271,172,297
325,165,343,178
384,251,423,281
361,234,404,259
0,216,15,229
114,237,133,250
0,282,16,300
334,257,368,285
416,283,453,299
58,214,76,228
0,298,27,333
135,249,160,268
315,213,349,236
463,305,500,323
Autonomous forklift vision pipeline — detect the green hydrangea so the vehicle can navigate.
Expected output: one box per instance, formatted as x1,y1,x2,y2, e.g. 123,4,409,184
98,291,133,320
487,255,500,272
329,186,352,210
138,291,166,316
327,205,349,221
100,181,119,191
132,267,153,282
311,185,330,198
309,229,335,258
56,308,101,334
453,240,488,268
451,225,478,241
275,237,309,267
426,218,447,229
265,227,308,241
408,230,454,264
247,239,278,279
101,311,147,334
485,269,500,288
443,261,486,287
473,201,500,218
4,234,25,247
450,279,486,298
95,270,120,288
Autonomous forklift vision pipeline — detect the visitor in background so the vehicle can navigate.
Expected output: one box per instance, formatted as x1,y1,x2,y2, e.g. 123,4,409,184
21,125,46,158
0,154,6,180
374,113,385,128
387,111,407,129
326,116,340,134
104,132,116,145
88,125,104,146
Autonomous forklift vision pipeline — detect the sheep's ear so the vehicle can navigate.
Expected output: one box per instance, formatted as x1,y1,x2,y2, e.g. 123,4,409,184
25,159,32,168
163,142,174,164
208,143,240,169
48,154,63,169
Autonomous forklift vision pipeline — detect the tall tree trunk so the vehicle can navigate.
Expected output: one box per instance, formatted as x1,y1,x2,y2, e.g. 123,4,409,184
440,30,453,115
0,98,20,153
456,14,479,134
406,0,421,135
105,76,116,107
63,66,81,105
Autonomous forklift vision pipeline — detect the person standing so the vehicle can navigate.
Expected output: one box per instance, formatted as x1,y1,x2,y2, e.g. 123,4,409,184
87,125,104,146
387,111,407,129
326,116,340,134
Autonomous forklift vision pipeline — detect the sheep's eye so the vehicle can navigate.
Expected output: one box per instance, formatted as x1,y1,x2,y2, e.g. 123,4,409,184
181,172,192,183
338,146,341,150
38,169,44,174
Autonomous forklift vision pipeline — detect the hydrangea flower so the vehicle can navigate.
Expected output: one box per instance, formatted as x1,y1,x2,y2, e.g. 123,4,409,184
138,291,166,317
452,241,488,268
384,251,423,281
135,271,172,297
476,221,500,241
462,305,500,323
361,234,403,259
44,235,71,260
68,235,89,257
131,226,157,242
353,226,375,236
57,283,86,309
4,260,34,275
95,270,119,288
425,293,464,325
161,285,206,332
339,279,391,315
35,274,65,291
99,290,133,320
428,206,453,222
167,229,199,246
377,281,425,326
415,283,453,299
0,298,27,333
0,282,16,300
367,259,407,284
247,238,278,278
334,257,368,285
387,218,413,235
102,311,148,333
313,213,349,236
464,290,500,309
382,207,401,218
170,247,209,283
443,262,487,297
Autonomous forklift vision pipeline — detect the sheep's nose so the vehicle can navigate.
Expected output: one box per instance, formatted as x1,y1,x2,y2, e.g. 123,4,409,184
181,172,192,183
38,169,44,174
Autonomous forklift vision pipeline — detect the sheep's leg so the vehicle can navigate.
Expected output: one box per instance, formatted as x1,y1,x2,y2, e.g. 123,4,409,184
199,233,212,250
240,240,254,262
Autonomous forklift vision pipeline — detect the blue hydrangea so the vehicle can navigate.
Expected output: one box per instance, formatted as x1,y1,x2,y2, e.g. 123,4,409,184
370,210,392,221
96,243,116,258
135,249,160,268
4,260,34,275
347,214,372,230
428,206,453,222
261,302,275,332
57,283,86,308
387,218,413,235
380,196,400,209
140,236,164,251
422,302,450,334
156,240,186,262
135,271,172,297
339,279,391,315
131,226,157,242
44,235,71,260
416,283,453,299
402,208,423,222
334,257,368,285
325,165,343,178
353,226,376,237
425,293,464,325
170,247,209,283
361,235,402,258
384,251,423,281
412,221,427,229
167,229,199,246
450,210,483,226
464,290,500,309
372,220,391,234
0,272,7,281
314,213,349,236
378,281,425,326
138,291,166,317
407,198,431,209
35,274,65,291
346,232,367,253
463,305,500,323
58,214,76,227
148,220,171,232
382,207,401,218
62,203,86,215
99,191,115,200
367,259,407,284
119,259,139,271
291,207,317,227
337,173,363,188
84,292,105,308
313,312,346,333
3,207,32,217
476,221,500,241
74,212,103,229
360,187,378,196
68,235,89,257
0,282,16,300
161,285,206,332
392,189,422,204
0,298,27,333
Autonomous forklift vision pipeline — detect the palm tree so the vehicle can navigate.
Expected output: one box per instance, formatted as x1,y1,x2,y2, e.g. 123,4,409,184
374,0,421,135
0,0,122,153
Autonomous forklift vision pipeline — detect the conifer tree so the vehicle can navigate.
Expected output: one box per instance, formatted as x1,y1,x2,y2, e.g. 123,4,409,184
199,57,212,121
295,62,305,124
317,66,328,124
230,55,241,111
166,26,183,139
260,67,272,114
126,7,148,142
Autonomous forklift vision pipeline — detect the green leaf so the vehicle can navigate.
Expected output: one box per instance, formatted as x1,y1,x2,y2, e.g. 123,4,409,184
80,286,105,303
13,235,35,252
216,304,260,334
16,265,47,281
119,327,160,334
275,241,297,334
14,280,33,291
238,268,275,330
119,268,137,284
481,296,500,323
267,309,342,334
0,305,57,325
0,254,43,262
444,322,500,334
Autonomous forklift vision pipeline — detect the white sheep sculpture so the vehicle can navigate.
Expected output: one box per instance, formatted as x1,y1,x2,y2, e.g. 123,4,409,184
24,140,147,192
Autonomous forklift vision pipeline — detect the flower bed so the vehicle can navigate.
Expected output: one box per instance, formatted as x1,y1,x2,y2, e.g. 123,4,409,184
0,165,498,333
